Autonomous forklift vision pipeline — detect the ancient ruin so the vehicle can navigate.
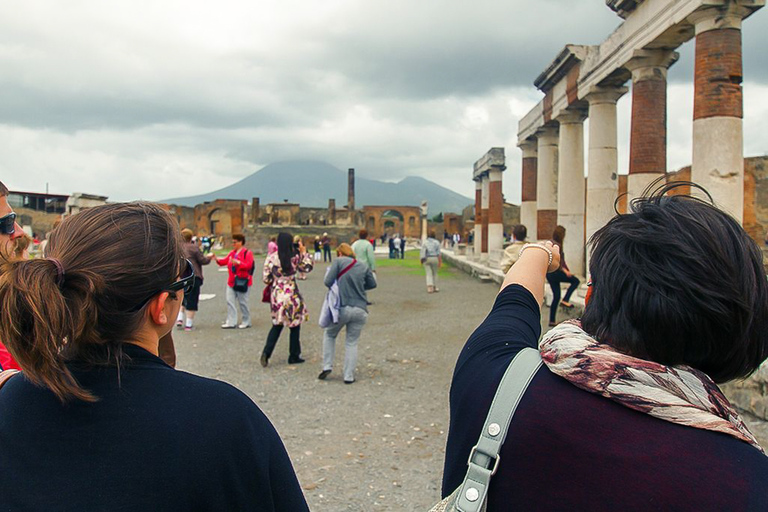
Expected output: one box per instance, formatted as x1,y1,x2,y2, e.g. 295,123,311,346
515,0,763,277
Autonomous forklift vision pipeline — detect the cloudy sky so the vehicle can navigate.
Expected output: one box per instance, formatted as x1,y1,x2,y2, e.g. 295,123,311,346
1,0,766,204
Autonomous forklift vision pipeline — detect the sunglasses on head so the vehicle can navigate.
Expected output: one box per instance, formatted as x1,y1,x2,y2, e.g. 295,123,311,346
131,259,196,312
0,212,17,236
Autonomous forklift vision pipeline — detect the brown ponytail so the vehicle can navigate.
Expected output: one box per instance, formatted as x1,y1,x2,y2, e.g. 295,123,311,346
0,202,183,403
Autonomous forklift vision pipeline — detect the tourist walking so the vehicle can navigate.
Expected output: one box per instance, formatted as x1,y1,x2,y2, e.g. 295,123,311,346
420,230,442,293
214,233,254,329
322,232,332,262
351,229,376,272
313,235,322,261
499,224,528,274
0,202,309,511
438,183,768,511
267,235,278,255
318,243,377,384
176,228,214,331
388,236,396,259
399,235,406,259
545,225,580,326
261,232,313,366
392,234,401,259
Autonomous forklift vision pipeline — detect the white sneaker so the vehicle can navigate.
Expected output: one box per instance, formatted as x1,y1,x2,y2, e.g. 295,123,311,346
221,324,236,329
237,324,251,329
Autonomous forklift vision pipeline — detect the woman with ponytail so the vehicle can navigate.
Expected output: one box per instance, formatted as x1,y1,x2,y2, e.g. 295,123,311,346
0,203,309,511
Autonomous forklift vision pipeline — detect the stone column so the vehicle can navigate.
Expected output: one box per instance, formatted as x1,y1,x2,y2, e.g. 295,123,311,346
481,174,490,262
690,4,751,222
488,168,504,254
625,50,679,203
586,87,627,274
519,139,538,239
557,110,587,277
473,179,482,258
536,125,559,240
251,197,260,225
348,168,356,211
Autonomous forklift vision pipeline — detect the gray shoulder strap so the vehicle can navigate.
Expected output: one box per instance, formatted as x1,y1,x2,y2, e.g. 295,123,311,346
456,347,542,512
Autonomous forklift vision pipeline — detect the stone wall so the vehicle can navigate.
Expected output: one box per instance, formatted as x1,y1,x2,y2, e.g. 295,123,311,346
243,225,361,254
14,207,62,236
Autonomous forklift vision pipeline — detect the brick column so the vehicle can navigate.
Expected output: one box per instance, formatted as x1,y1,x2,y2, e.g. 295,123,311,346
690,4,751,222
625,50,679,203
519,138,538,239
481,174,490,261
536,125,559,240
586,86,627,276
488,168,504,254
557,110,587,277
473,179,482,258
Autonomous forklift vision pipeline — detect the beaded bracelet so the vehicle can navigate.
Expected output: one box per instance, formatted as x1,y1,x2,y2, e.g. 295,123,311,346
518,243,553,268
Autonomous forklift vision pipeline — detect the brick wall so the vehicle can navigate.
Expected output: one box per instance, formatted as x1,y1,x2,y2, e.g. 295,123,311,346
694,28,743,120
522,157,538,202
629,78,667,175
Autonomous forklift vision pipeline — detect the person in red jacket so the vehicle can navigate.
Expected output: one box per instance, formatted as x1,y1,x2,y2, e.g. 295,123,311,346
0,180,24,371
214,233,255,329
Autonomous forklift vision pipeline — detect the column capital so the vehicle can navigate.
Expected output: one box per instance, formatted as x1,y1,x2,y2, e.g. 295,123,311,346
535,124,559,145
518,137,538,158
585,85,629,106
625,49,679,82
689,1,763,34
557,108,588,125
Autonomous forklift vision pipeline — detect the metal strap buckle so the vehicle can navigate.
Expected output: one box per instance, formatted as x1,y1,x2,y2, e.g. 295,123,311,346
467,445,501,476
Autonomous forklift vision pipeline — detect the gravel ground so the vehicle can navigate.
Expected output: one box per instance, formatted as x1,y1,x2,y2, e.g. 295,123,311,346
174,251,768,511
174,251,499,511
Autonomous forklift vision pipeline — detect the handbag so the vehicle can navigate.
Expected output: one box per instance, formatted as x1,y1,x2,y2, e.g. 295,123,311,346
233,276,249,293
430,348,542,512
262,283,271,303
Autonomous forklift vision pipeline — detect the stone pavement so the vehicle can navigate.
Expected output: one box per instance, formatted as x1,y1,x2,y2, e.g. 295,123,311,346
174,251,768,512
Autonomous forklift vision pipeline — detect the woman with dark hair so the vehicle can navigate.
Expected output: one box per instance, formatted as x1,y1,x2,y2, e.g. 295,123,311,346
0,203,309,511
439,183,768,511
545,225,580,326
261,232,313,366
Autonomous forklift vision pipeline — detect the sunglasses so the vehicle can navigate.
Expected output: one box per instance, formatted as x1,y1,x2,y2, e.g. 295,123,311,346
131,259,196,312
0,212,16,236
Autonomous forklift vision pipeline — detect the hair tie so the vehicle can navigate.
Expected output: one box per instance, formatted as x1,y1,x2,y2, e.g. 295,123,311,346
49,258,65,287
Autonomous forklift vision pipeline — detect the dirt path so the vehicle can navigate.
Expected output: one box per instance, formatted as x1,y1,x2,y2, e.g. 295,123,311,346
175,251,499,511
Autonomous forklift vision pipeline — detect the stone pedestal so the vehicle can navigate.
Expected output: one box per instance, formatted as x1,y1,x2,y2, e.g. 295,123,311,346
557,110,587,276
625,49,678,203
473,180,482,259
536,125,559,241
586,87,627,276
519,139,538,239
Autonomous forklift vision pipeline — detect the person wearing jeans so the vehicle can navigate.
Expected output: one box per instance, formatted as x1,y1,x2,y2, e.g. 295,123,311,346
214,234,254,329
318,243,377,384
546,225,580,327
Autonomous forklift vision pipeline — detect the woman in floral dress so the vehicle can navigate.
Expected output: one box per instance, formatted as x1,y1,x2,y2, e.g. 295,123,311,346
261,232,313,366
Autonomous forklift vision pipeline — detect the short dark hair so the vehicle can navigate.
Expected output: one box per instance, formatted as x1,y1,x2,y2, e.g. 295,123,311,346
0,181,8,197
513,224,527,241
359,229,368,239
232,234,245,244
582,181,768,383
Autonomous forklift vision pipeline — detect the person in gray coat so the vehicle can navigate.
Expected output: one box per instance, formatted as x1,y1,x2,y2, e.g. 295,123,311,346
318,243,377,384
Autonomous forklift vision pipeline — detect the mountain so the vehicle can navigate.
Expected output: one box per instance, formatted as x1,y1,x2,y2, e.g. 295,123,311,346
163,160,473,214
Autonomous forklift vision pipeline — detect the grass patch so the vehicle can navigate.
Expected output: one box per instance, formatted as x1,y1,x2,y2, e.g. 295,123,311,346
375,250,455,277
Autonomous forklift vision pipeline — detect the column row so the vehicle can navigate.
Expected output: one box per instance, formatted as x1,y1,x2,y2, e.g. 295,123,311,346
517,10,748,277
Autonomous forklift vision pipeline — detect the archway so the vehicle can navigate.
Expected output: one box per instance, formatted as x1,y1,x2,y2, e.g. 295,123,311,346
209,209,232,235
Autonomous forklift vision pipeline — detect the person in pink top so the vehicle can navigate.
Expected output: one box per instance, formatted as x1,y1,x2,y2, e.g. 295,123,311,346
0,180,25,371
214,233,255,329
267,236,278,255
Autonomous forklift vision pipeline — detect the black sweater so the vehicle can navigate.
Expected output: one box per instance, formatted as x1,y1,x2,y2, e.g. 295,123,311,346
443,285,768,511
0,344,309,511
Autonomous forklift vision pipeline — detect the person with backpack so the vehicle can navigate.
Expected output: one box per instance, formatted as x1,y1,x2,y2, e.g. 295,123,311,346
318,243,376,384
214,233,254,329
261,232,313,366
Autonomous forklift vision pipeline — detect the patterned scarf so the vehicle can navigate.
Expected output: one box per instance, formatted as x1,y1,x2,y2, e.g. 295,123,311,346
540,320,764,454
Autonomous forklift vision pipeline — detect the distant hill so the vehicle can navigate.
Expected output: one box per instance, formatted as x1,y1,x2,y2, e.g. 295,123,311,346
163,160,473,214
